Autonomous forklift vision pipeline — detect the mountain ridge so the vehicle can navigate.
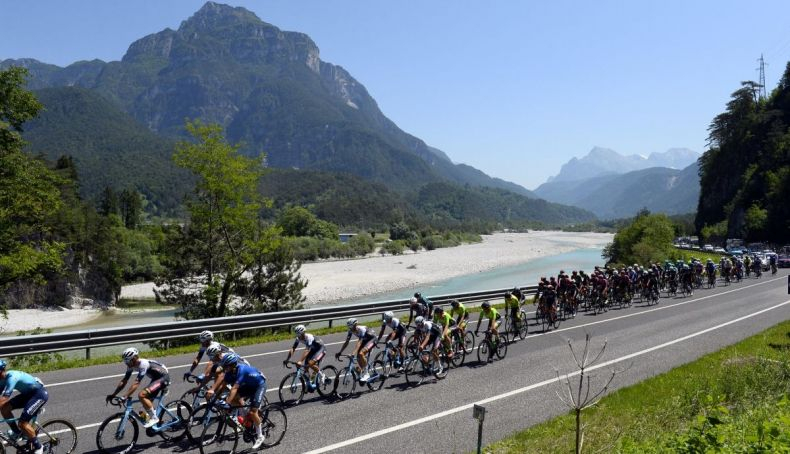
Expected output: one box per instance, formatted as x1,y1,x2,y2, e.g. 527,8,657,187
546,146,699,183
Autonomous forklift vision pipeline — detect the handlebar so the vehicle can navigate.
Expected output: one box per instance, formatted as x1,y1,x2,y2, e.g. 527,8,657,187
185,374,200,384
106,396,130,408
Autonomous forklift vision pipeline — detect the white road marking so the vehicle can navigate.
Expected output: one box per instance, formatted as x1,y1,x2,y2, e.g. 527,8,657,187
46,275,782,388
304,298,790,453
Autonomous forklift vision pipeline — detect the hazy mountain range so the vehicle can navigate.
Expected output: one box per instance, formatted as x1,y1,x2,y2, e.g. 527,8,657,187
535,147,701,219
546,146,700,183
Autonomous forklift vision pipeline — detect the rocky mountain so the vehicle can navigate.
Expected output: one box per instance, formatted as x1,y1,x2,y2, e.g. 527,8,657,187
534,162,700,219
546,146,699,183
2,1,533,197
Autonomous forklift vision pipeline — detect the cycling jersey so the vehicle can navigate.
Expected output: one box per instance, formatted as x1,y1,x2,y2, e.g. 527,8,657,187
450,303,468,320
293,333,323,350
504,294,519,309
124,359,168,382
381,318,406,336
224,364,267,409
0,371,44,397
481,307,501,321
347,325,374,340
432,312,455,330
418,320,442,336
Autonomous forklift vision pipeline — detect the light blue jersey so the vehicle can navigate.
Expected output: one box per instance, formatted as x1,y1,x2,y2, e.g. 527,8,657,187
0,371,44,397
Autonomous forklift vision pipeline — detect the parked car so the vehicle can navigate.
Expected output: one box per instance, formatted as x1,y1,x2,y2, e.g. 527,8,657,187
703,244,714,252
713,247,726,253
728,249,743,256
778,254,790,268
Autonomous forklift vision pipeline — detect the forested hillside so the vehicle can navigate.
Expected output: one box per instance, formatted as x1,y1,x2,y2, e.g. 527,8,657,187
696,63,790,242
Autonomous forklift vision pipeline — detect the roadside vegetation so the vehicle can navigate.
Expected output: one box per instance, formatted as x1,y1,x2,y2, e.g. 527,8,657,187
486,319,790,453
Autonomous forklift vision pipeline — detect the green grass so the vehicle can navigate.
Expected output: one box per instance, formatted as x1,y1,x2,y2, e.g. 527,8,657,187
485,319,790,453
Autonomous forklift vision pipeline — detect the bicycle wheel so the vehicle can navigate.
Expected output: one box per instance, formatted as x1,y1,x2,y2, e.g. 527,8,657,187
278,372,305,406
449,337,465,367
334,367,356,400
405,357,430,387
366,360,387,391
518,311,529,339
198,414,238,454
463,331,475,355
96,412,138,454
551,312,561,329
158,399,192,442
495,336,508,359
260,404,287,448
477,339,491,363
186,402,216,445
316,365,338,398
434,355,450,380
39,418,78,454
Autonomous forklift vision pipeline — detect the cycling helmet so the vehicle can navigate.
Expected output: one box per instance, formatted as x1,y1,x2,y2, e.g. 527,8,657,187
221,353,239,368
121,347,138,364
346,318,357,328
199,330,214,343
383,311,394,322
414,292,422,299
415,316,425,325
450,300,459,308
0,359,6,371
206,342,222,358
481,301,491,309
294,324,306,335
505,291,512,298
409,297,418,305
435,306,444,313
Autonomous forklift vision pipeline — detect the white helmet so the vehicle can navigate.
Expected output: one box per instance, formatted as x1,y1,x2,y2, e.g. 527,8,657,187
294,324,306,335
415,316,425,325
199,330,214,343
206,342,222,358
383,311,394,321
346,318,357,328
121,347,138,364
410,297,418,305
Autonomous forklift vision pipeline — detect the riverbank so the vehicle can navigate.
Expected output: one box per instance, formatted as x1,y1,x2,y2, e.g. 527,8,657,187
1,307,102,333
121,231,611,306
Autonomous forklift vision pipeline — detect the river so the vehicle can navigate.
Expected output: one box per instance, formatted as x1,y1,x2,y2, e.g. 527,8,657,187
60,246,604,331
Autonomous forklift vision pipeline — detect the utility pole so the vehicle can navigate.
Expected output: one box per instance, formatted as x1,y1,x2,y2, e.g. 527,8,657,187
757,54,767,100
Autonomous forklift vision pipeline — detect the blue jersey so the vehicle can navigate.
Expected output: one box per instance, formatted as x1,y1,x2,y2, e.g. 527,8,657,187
225,364,266,389
0,371,44,397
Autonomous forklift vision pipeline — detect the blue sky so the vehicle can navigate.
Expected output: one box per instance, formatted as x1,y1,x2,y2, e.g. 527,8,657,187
3,1,790,189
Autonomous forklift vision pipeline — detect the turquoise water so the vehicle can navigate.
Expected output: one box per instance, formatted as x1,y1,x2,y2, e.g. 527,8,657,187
335,247,605,305
60,246,605,329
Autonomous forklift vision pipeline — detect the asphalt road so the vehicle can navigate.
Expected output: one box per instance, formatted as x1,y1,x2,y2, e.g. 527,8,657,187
28,270,790,453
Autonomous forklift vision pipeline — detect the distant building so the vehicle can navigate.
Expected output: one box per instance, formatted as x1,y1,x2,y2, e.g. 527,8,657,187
339,233,357,243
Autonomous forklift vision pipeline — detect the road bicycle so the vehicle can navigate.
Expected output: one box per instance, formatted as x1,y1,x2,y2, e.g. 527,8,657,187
198,399,286,453
502,308,528,343
0,410,77,454
334,354,386,399
404,347,449,386
278,360,337,406
475,328,507,363
96,394,191,454
375,339,417,378
181,374,233,444
537,298,561,329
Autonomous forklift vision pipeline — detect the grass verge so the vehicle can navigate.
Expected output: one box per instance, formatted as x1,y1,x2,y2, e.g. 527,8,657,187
485,318,790,453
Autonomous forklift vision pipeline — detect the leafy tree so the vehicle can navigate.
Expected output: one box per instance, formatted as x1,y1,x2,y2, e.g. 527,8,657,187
156,120,305,319
98,186,119,217
604,212,675,265
0,68,65,295
119,189,143,229
276,206,338,239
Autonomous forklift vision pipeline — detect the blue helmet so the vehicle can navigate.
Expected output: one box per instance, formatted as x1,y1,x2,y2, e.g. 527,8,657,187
0,359,6,371
221,353,239,368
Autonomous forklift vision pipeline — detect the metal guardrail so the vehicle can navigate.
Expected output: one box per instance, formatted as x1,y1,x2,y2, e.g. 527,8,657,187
0,285,538,358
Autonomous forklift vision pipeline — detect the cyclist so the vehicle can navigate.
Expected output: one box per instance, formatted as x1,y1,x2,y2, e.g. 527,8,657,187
406,292,433,327
705,259,716,286
449,299,470,334
210,353,267,449
106,348,170,428
283,325,327,392
432,306,456,356
377,311,407,370
474,302,502,362
188,342,243,396
744,254,752,277
0,360,47,454
184,330,233,381
336,318,376,382
415,316,444,374
504,291,521,330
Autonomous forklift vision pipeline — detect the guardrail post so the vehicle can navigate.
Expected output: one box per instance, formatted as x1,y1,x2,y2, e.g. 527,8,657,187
328,319,333,329
86,332,91,359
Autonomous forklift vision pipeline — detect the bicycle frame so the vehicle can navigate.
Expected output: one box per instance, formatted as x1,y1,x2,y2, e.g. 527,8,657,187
112,394,182,435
